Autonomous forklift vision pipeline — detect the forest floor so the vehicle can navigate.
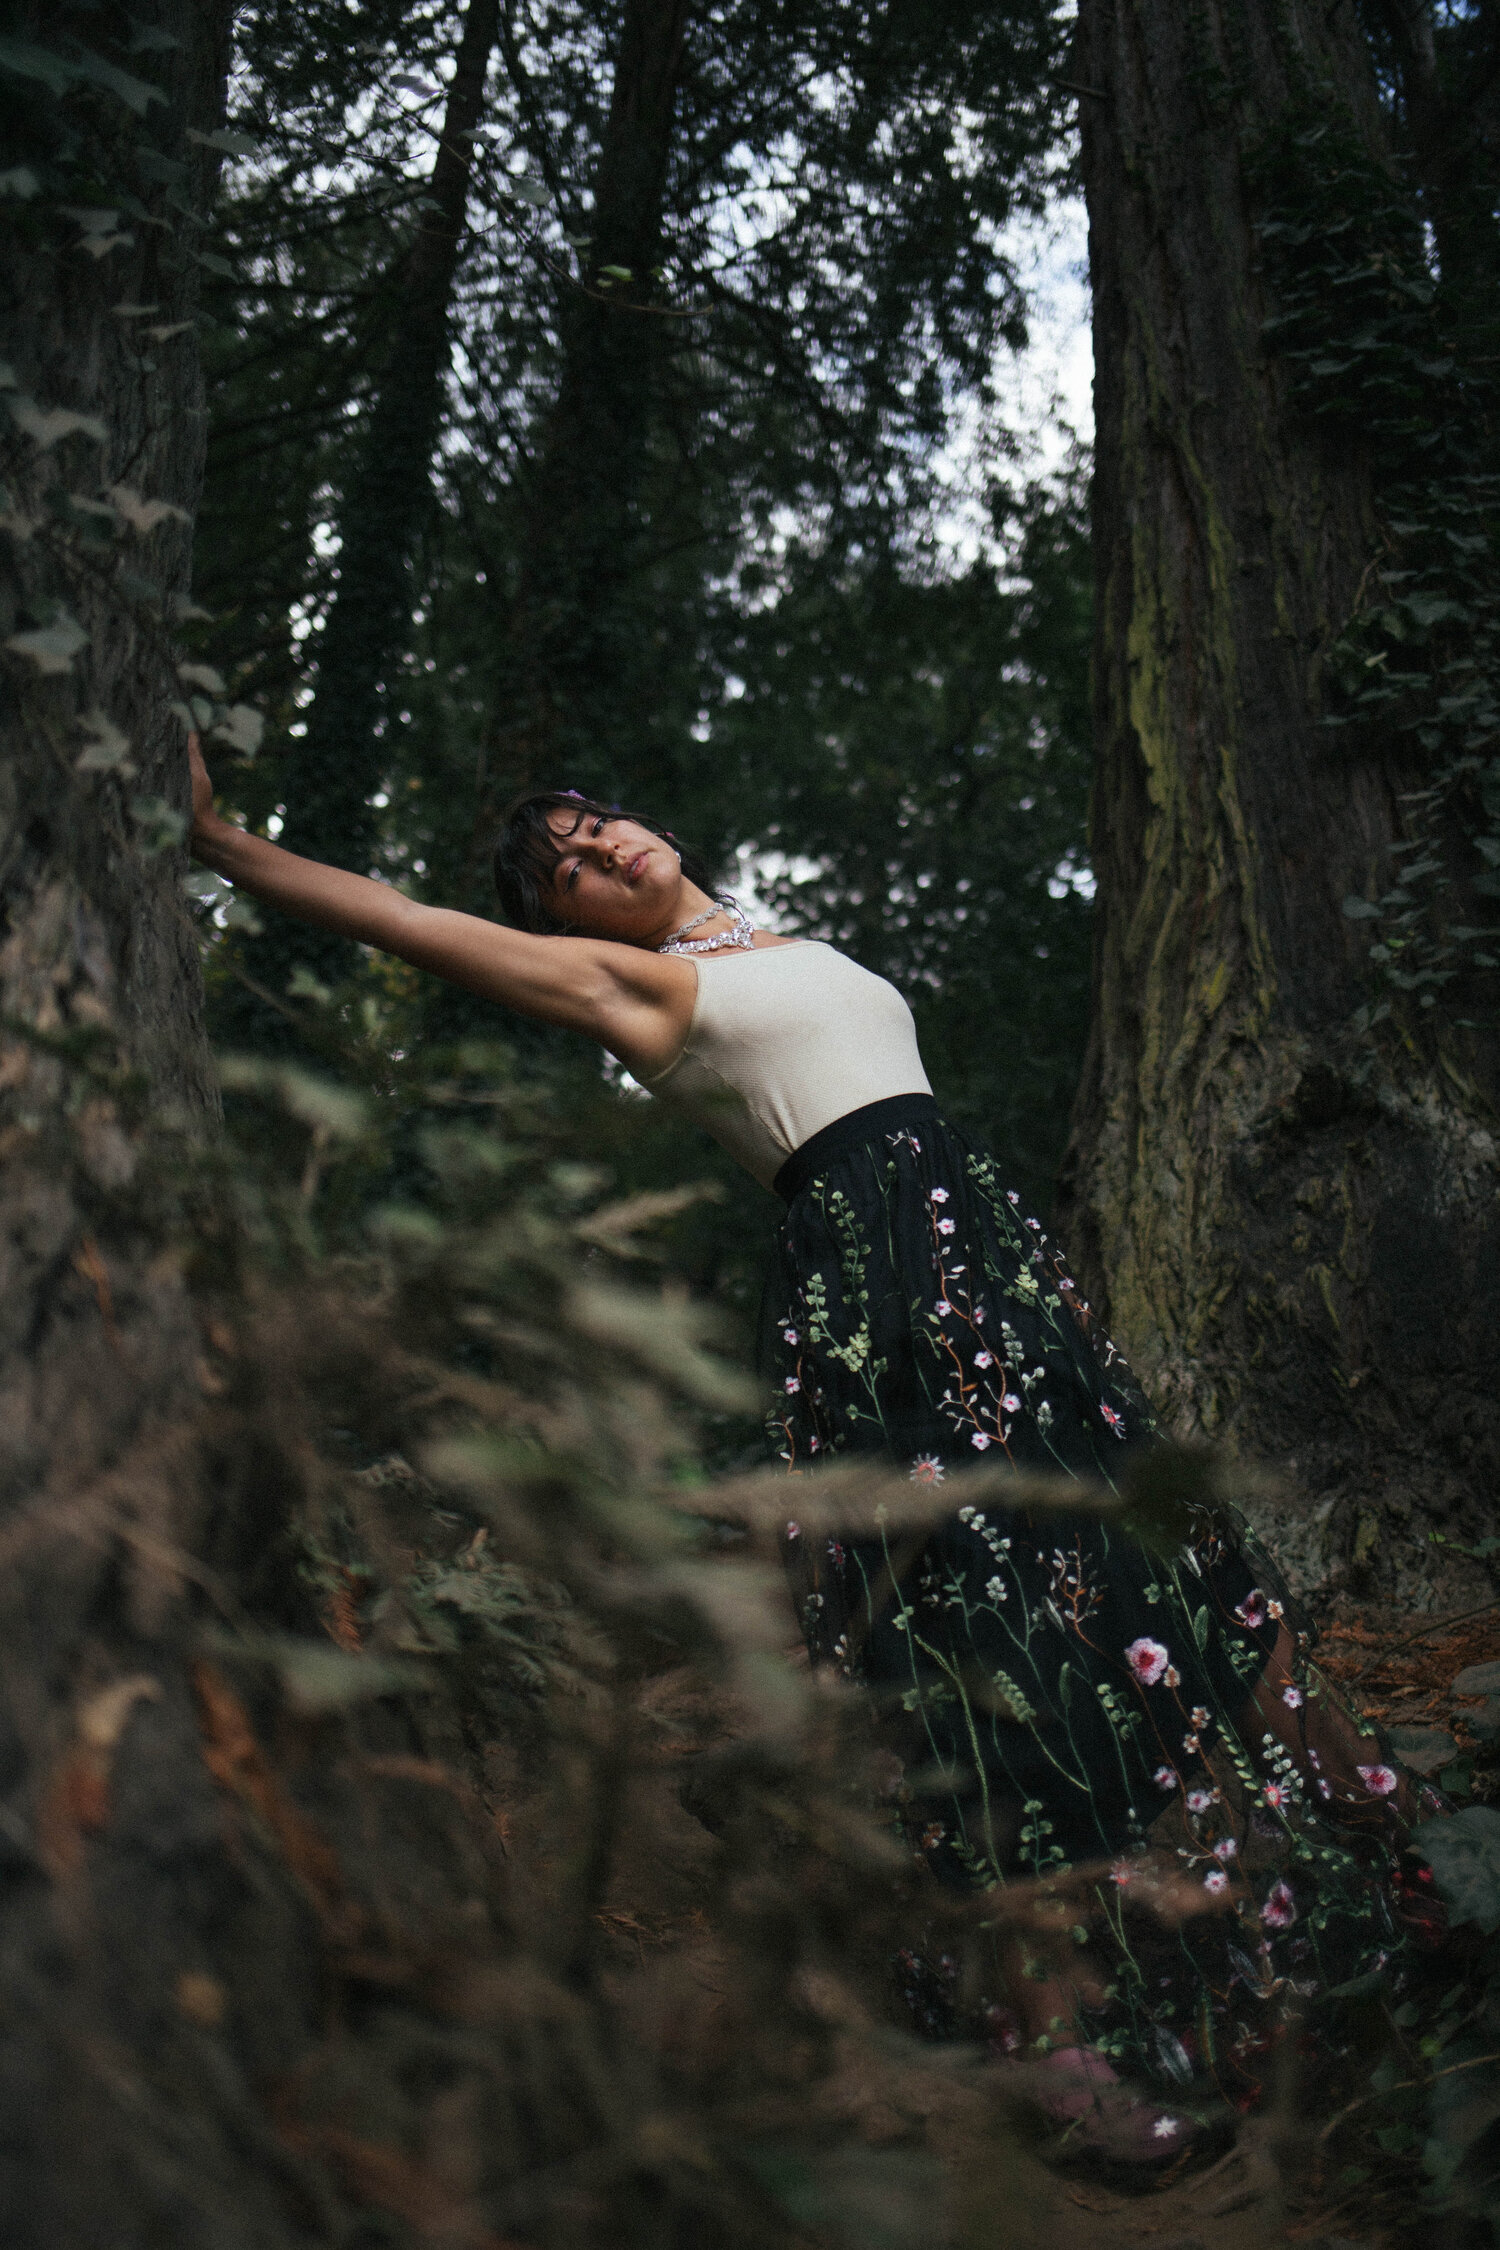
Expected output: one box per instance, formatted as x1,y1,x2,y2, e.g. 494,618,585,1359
484,1588,1500,2250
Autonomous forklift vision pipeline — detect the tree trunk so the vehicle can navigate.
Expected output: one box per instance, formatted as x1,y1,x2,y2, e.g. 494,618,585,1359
234,0,499,1013
1060,0,1500,1603
482,0,691,808
0,0,229,1494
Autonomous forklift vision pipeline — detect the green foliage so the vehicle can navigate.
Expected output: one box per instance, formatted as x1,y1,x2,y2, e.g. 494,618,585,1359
1251,90,1500,1034
713,468,1095,1199
0,4,249,767
190,0,1095,1228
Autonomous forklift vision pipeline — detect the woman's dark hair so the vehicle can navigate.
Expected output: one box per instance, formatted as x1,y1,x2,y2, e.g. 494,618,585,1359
492,789,719,933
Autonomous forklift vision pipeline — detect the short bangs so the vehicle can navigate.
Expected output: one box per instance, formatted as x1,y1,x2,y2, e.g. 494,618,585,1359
491,790,716,933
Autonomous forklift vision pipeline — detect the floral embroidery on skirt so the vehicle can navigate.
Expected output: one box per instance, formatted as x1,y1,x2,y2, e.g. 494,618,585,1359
763,1103,1412,2079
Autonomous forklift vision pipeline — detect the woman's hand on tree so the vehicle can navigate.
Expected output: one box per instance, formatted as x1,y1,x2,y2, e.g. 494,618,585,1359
187,732,218,852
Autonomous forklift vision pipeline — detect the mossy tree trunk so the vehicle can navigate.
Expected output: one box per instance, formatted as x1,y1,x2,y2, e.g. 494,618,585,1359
1060,0,1500,1599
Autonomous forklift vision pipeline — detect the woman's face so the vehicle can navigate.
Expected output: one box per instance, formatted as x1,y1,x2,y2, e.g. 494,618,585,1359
544,807,688,943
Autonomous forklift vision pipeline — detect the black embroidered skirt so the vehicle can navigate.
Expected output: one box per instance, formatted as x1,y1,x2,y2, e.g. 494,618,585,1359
764,1095,1292,1877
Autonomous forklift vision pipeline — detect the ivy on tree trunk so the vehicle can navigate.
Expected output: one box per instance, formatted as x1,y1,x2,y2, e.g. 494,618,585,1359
1061,0,1500,1596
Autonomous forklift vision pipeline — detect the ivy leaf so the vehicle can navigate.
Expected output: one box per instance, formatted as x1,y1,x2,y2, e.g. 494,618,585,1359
0,36,74,96
135,149,187,186
0,166,39,198
509,177,551,206
129,795,188,853
7,397,107,448
1400,592,1468,629
211,703,264,757
177,660,227,695
193,250,235,278
186,126,258,157
1342,895,1382,920
69,47,167,113
5,613,89,673
76,709,136,775
109,482,190,533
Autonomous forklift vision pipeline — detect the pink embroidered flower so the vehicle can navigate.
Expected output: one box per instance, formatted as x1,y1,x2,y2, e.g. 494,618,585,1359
1153,1765,1178,1791
1203,1869,1229,1895
1261,1880,1297,1929
1183,1732,1201,1754
909,1455,945,1486
1191,1706,1210,1729
782,1327,799,1345
1263,1783,1287,1811
1099,1402,1126,1438
784,1376,801,1394
1358,1764,1398,1797
935,1299,952,1316
1164,1665,1181,1688
1002,1392,1022,1413
1006,1189,1020,1204
1186,1788,1216,1814
937,1217,956,1235
1282,1684,1303,1709
1268,1598,1284,1621
970,1431,993,1451
1316,1778,1331,1799
1152,2116,1184,2141
808,1436,820,1453
785,1521,802,1541
1236,1591,1267,1629
1110,1861,1135,1887
1212,1836,1238,1861
929,1188,950,1204
974,1350,994,1368
1125,1637,1170,1687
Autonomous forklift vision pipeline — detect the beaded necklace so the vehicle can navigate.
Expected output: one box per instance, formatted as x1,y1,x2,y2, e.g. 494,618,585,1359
656,895,756,956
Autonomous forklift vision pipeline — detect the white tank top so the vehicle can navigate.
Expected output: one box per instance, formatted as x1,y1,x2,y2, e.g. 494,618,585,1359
640,941,932,1190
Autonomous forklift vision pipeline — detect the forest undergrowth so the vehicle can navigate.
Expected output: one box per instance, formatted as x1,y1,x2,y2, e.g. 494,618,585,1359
32,1020,1489,2250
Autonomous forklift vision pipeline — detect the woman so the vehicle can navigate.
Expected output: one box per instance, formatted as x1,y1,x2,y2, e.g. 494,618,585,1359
188,747,1437,2158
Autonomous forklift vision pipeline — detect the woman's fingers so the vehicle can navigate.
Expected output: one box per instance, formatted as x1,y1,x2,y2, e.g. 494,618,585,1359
187,731,214,830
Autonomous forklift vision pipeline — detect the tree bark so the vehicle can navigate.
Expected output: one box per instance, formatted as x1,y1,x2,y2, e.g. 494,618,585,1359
0,0,230,1496
482,0,692,808
1060,0,1500,1601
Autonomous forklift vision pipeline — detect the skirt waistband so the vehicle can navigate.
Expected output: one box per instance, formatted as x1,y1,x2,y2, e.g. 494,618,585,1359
773,1094,941,1205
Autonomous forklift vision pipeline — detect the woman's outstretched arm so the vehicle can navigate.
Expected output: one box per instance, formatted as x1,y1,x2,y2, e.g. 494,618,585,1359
187,739,692,1071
